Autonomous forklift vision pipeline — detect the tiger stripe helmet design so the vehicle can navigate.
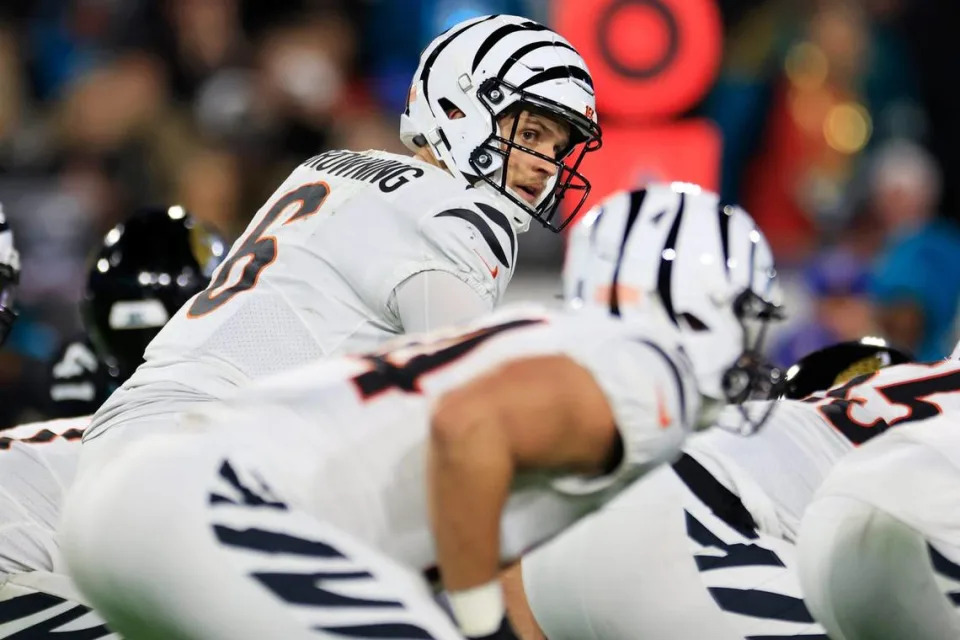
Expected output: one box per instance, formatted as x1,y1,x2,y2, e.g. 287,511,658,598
401,14,602,233
563,183,785,430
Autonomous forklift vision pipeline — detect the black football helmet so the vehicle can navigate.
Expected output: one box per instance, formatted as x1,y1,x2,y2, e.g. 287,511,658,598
780,337,914,400
0,207,20,347
81,205,226,381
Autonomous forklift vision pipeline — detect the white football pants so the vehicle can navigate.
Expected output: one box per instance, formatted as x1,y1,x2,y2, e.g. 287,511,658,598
61,431,464,640
798,416,960,640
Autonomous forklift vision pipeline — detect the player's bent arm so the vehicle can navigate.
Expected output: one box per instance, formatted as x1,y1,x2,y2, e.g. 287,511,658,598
428,354,616,637
428,334,694,636
428,355,616,606
394,270,493,333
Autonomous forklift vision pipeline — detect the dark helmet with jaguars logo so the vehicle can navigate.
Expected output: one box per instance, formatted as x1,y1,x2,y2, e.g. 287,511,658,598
81,205,226,380
780,337,914,400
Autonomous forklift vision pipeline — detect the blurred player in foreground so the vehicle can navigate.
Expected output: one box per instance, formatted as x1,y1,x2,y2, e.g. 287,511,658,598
513,331,960,639
59,183,783,639
798,338,960,640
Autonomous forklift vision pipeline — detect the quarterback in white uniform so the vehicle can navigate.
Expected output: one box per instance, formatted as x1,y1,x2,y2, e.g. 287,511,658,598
519,332,960,637
58,183,784,639
798,341,960,640
0,206,221,639
80,13,603,475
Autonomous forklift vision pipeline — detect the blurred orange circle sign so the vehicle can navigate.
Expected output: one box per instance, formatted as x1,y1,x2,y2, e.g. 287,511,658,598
554,0,722,120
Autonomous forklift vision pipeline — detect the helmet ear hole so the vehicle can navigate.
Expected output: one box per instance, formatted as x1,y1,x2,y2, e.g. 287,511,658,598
438,98,465,119
679,312,709,332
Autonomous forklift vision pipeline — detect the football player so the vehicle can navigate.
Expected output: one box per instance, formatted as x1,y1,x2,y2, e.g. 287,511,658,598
78,14,603,480
0,206,222,638
516,330,960,638
45,206,226,418
58,184,783,640
798,339,960,640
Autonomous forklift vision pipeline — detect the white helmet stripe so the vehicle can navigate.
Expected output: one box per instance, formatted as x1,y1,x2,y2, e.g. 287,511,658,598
588,206,606,246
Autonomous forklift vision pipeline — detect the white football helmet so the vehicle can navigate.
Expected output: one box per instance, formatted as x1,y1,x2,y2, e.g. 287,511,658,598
0,203,20,346
401,14,602,233
563,183,784,429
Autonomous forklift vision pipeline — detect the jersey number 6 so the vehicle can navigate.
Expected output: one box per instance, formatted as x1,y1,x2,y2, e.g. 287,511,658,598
188,182,330,318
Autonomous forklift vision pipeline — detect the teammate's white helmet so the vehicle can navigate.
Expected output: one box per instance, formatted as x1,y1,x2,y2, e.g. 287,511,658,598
401,14,602,233
564,183,784,419
0,203,20,346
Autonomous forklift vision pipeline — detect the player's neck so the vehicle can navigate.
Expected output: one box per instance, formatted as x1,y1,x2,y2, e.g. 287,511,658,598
414,146,446,170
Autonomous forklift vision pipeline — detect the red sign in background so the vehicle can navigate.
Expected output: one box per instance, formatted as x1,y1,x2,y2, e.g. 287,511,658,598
577,119,722,205
553,0,724,216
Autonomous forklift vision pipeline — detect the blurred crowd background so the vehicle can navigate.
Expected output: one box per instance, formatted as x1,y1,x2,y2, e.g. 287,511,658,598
0,0,958,426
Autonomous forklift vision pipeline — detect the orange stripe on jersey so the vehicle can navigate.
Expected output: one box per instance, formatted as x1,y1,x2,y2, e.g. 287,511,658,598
0,426,87,451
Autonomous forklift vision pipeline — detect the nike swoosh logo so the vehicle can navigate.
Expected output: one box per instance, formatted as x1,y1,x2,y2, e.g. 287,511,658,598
473,250,499,278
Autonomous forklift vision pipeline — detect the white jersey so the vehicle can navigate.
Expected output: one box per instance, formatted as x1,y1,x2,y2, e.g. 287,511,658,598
686,358,960,538
185,304,700,572
0,417,87,579
88,150,520,442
